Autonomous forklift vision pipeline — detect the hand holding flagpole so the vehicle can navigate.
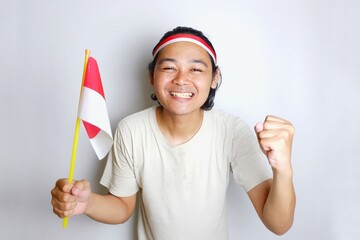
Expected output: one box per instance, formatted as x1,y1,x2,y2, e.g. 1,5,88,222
62,49,91,228
62,50,113,228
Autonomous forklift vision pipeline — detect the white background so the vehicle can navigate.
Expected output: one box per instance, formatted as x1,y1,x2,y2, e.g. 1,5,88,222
1,0,359,239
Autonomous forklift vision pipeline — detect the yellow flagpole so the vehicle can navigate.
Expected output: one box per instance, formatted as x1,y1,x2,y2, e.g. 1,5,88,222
63,49,91,229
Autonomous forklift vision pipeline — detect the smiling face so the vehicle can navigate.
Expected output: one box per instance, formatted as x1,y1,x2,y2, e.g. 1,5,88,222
150,41,219,117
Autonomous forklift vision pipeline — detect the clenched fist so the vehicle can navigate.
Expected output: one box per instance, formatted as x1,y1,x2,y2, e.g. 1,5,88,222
51,179,92,218
255,115,295,174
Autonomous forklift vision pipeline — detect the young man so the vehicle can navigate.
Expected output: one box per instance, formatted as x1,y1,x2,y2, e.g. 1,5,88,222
51,26,296,239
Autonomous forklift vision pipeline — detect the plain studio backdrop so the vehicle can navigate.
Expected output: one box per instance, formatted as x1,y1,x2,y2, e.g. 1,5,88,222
1,0,359,239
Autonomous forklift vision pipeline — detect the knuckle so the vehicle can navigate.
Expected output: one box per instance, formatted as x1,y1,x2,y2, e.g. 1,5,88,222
57,179,73,192
50,188,56,196
279,128,291,138
53,207,64,218
61,193,71,202
259,139,268,148
289,125,295,134
65,201,76,210
82,179,90,187
51,198,56,207
63,209,74,217
265,115,272,121
263,121,270,129
258,131,264,139
280,129,289,137
56,178,66,186
52,207,58,216
63,202,71,210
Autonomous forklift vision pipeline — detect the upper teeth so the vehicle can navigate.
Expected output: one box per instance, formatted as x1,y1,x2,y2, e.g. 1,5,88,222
170,92,193,98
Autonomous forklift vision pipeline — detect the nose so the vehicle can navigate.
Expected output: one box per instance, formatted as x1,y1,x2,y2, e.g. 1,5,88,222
172,70,189,86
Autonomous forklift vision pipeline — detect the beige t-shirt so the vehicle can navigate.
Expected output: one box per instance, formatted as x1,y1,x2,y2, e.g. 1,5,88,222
101,107,272,240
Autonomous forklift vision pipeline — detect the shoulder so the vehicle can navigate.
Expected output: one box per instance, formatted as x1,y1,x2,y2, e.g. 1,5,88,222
117,107,155,129
207,108,249,130
113,107,156,140
207,109,257,145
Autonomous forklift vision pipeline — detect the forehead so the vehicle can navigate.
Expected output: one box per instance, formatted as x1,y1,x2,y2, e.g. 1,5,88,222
157,41,212,62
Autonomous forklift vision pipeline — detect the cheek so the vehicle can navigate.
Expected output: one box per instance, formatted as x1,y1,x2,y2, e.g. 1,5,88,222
153,72,172,84
194,77,213,91
152,75,167,96
151,73,162,88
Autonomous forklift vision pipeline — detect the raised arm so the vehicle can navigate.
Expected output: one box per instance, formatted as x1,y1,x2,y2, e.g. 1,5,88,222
51,179,136,224
248,115,296,235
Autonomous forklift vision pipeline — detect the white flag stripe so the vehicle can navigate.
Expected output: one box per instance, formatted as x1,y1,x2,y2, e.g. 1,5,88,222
78,86,112,138
89,130,113,159
78,86,113,159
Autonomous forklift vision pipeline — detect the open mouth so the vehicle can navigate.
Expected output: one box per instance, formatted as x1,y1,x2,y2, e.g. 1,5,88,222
170,91,194,99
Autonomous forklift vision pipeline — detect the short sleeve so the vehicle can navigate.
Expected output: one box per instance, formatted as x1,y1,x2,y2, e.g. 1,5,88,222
230,119,272,192
100,122,139,197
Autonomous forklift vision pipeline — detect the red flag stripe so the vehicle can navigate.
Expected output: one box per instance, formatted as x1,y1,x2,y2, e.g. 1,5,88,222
83,120,101,139
83,57,105,99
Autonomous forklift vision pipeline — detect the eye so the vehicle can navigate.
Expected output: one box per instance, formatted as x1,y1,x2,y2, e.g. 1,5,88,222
191,68,203,72
156,65,177,73
163,67,175,70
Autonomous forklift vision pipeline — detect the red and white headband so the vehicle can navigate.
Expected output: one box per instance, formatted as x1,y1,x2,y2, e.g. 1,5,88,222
152,33,217,63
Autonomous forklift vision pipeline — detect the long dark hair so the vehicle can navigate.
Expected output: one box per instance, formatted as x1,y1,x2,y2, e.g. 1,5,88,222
148,26,221,111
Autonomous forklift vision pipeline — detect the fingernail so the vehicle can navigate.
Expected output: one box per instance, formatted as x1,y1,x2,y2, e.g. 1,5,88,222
72,187,80,195
255,122,263,132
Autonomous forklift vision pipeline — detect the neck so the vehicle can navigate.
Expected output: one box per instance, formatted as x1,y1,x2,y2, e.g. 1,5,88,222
156,106,204,145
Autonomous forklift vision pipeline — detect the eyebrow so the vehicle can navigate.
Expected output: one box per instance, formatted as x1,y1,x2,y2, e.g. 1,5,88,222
157,58,209,68
192,59,208,68
157,58,177,65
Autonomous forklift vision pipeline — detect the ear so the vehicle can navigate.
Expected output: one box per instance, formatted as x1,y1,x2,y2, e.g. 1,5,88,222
210,68,221,89
149,71,154,85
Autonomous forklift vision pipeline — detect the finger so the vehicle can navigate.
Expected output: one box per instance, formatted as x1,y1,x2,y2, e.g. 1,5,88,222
265,115,291,124
257,128,290,140
259,135,291,154
53,205,76,218
254,122,264,133
51,196,78,218
51,183,77,203
257,136,272,153
55,178,74,193
263,121,294,133
53,190,77,203
51,196,77,211
258,129,278,139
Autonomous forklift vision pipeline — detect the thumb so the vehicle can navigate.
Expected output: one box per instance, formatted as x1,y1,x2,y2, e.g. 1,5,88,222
255,122,263,134
70,180,91,216
71,179,89,196
254,122,268,156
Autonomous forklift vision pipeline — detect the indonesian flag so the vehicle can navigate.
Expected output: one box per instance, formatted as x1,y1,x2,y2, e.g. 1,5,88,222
77,57,113,159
